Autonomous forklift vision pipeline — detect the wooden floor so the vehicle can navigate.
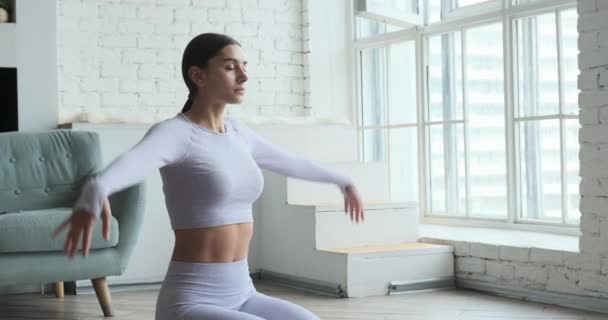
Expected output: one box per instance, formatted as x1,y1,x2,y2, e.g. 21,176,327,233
0,280,606,319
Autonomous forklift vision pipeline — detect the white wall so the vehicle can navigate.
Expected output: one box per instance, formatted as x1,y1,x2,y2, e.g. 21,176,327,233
56,0,353,125
423,0,608,301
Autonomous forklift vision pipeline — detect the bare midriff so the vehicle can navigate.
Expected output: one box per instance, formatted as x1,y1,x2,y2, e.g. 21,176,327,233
171,222,253,263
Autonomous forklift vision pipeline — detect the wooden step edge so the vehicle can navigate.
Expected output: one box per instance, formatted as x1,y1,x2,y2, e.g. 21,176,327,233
318,242,454,256
286,201,418,212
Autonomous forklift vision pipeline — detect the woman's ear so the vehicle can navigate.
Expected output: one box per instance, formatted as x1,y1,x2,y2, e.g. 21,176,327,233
188,66,207,88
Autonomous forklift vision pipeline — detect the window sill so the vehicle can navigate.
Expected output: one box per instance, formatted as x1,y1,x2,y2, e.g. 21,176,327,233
419,223,580,252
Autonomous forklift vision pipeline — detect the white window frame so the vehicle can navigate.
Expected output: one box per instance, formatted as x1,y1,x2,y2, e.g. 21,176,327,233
353,0,580,235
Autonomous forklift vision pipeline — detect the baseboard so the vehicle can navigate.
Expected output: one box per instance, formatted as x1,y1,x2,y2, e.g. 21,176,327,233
457,279,608,314
389,277,455,294
257,269,346,298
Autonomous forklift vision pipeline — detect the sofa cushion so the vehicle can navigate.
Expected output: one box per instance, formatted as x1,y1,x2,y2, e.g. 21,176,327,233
0,208,119,253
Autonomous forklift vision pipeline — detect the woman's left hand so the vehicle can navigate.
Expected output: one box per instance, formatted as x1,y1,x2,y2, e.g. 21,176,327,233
344,184,364,223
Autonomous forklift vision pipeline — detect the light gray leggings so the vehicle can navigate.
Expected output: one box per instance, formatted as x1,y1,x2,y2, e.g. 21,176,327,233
155,258,320,320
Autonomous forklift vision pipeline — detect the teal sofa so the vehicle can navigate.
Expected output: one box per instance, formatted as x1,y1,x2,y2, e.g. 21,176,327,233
0,130,145,317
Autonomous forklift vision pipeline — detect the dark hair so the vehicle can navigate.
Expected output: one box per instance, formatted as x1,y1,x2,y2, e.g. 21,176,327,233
181,33,241,113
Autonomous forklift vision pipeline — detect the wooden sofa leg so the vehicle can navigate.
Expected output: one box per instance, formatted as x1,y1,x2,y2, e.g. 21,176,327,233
91,277,113,317
55,282,64,298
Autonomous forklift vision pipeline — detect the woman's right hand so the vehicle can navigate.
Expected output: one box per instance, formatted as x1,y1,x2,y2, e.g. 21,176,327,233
52,198,112,258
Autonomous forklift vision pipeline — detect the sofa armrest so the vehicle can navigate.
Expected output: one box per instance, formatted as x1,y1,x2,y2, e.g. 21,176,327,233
107,183,146,273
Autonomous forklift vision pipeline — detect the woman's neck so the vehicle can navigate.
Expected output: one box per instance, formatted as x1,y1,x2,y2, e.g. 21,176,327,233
185,99,227,133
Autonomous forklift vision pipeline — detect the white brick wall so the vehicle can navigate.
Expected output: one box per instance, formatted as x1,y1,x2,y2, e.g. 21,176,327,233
421,1,608,301
57,0,310,124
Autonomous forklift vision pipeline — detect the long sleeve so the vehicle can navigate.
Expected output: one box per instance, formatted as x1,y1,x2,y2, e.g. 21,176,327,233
232,119,353,193
74,120,192,218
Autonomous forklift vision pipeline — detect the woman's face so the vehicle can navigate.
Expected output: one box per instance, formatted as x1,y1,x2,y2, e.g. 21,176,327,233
192,44,248,105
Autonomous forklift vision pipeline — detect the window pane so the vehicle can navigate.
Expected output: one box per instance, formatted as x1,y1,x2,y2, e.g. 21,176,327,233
458,0,490,7
363,128,387,162
389,41,417,125
515,13,559,117
389,127,419,202
428,123,466,215
561,9,579,116
466,23,507,217
427,0,441,24
360,47,387,127
517,120,562,222
356,17,386,39
428,32,463,122
565,119,580,223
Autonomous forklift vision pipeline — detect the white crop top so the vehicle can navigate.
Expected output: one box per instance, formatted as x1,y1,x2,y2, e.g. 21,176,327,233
74,113,353,229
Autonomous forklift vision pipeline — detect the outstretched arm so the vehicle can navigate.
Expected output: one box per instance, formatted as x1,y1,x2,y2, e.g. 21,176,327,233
234,119,353,193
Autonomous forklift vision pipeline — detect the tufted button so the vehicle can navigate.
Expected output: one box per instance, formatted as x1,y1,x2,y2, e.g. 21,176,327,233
9,157,16,163
14,189,21,195
44,187,51,193
39,156,45,162
66,153,72,159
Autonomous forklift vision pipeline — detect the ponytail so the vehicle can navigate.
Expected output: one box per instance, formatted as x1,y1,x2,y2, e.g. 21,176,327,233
181,97,193,113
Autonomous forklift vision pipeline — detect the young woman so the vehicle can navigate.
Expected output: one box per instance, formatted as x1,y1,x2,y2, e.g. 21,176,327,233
54,33,364,320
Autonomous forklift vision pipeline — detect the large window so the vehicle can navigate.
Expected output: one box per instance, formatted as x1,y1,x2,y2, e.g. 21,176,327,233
354,0,579,229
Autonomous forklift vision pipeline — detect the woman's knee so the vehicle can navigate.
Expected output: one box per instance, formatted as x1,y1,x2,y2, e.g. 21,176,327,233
239,292,320,320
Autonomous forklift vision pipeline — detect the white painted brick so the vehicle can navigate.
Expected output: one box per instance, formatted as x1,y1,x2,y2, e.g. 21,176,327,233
580,196,608,217
276,39,302,51
101,64,138,79
276,93,303,105
139,93,178,107
98,48,122,62
226,0,258,9
530,248,564,266
579,48,608,69
120,80,156,94
599,31,608,47
138,64,175,79
248,64,276,78
277,65,303,77
242,9,277,23
580,234,606,254
547,266,586,295
174,8,207,21
486,261,516,280
190,0,226,8
581,107,600,125
118,20,155,34
260,50,292,64
190,22,225,35
102,93,138,107
580,126,608,143
579,32,598,50
579,11,608,32
602,256,608,275
136,7,174,23
578,0,597,14
578,270,608,294
456,257,485,273
499,246,530,263
123,49,156,64
456,272,500,283
258,0,288,10
260,79,290,93
63,92,101,109
100,34,137,48
98,5,137,19
470,243,499,260
453,242,471,257
598,0,608,10
275,8,302,24
225,23,259,37
581,213,601,235
564,252,602,272
207,8,243,23
579,90,608,108
138,35,174,49
598,106,608,124
580,178,605,196
244,91,275,105
157,79,182,93
514,264,549,284
157,22,191,35
579,69,600,89
600,69,608,87
291,79,306,93
291,52,306,65
82,78,119,93
156,49,182,64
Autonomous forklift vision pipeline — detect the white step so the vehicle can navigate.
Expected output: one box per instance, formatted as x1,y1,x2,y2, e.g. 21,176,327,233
308,202,419,250
319,242,454,297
